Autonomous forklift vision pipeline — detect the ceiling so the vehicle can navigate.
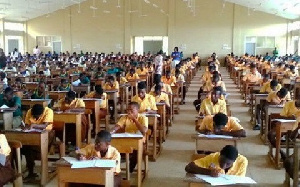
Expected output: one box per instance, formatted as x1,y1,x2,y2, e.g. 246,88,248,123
0,0,299,22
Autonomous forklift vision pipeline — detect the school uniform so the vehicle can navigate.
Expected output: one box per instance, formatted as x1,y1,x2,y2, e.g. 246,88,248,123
131,94,157,113
199,98,227,115
198,115,243,132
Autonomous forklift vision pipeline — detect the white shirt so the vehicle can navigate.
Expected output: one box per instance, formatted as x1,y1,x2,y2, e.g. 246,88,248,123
27,66,36,74
33,47,41,56
154,55,163,75
4,67,16,72
72,79,81,86
44,69,51,76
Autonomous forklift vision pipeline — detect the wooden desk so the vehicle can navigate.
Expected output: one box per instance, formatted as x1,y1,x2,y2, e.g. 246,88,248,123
105,90,118,122
263,105,283,143
177,81,184,105
111,135,145,187
73,85,90,96
56,159,114,187
24,82,38,91
54,112,83,148
156,103,167,141
0,111,14,130
82,99,101,134
146,113,162,161
22,99,52,108
48,91,68,101
120,84,129,113
4,130,49,186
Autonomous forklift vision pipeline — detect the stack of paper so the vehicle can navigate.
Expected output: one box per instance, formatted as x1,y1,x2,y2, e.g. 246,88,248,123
62,157,116,169
197,133,233,139
195,174,256,186
112,132,143,138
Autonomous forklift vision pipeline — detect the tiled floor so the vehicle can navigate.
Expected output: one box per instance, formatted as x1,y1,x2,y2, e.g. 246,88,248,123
7,67,287,187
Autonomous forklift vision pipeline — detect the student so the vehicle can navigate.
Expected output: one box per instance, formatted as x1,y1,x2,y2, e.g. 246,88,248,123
103,76,119,122
85,85,107,119
72,73,90,86
0,87,22,128
111,102,148,172
31,81,48,99
175,68,186,104
185,145,248,177
125,68,139,81
136,62,148,75
171,47,181,69
22,104,54,180
242,63,261,83
150,84,170,108
199,86,227,116
53,91,87,143
197,113,246,137
154,50,163,84
201,65,216,83
94,67,106,79
259,79,281,94
161,71,176,86
0,134,16,186
253,88,290,130
76,130,121,187
150,81,172,95
131,82,157,113
57,79,71,91
11,77,26,90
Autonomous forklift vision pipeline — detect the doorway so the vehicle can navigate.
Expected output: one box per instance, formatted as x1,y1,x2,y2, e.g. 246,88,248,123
8,39,19,54
245,43,256,56
134,36,168,55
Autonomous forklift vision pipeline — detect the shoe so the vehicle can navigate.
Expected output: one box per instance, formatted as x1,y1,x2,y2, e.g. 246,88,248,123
24,173,38,182
252,125,260,130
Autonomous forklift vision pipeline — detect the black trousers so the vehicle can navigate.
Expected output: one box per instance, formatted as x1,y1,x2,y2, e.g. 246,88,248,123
154,74,161,85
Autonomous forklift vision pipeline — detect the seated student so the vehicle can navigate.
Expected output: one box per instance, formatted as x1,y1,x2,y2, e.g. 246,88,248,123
150,81,172,95
59,68,68,78
0,134,17,186
197,113,246,137
22,104,54,180
284,65,298,78
259,79,281,93
94,67,106,79
253,88,290,130
72,73,90,86
175,68,186,104
43,67,51,77
17,66,30,77
131,82,157,114
201,65,216,83
136,62,148,75
161,71,176,86
199,86,227,116
111,102,148,173
150,85,170,108
146,61,154,72
0,87,22,128
103,76,120,122
57,79,71,91
4,63,16,72
31,81,48,99
75,130,121,187
125,68,139,81
0,71,8,89
53,91,87,143
85,85,107,119
185,145,248,177
242,63,261,83
11,77,26,90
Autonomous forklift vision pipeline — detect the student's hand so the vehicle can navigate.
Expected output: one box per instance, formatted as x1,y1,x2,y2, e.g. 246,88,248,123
209,165,221,177
159,100,165,104
128,112,135,120
21,124,31,130
76,154,86,161
205,131,212,135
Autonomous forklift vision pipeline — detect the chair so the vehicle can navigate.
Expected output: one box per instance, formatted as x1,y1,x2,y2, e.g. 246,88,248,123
8,140,23,187
52,121,66,158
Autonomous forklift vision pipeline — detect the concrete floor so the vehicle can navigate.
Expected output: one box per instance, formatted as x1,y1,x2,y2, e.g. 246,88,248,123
8,67,287,187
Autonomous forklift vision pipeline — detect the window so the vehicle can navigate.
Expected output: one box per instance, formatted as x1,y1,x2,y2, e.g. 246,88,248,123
36,36,61,47
247,36,275,48
4,22,24,31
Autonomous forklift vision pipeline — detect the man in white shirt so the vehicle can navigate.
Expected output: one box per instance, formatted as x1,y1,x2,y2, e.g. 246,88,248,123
10,48,19,60
33,45,41,56
4,63,16,73
27,62,36,74
154,50,163,85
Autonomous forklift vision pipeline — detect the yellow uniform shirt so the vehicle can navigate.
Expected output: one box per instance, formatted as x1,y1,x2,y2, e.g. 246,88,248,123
266,91,290,103
199,98,227,115
198,115,243,132
120,77,128,84
125,73,139,81
85,92,107,109
242,71,261,82
260,82,282,93
54,98,85,111
136,68,148,75
150,84,173,94
0,134,11,156
161,76,176,86
116,114,148,133
131,94,158,112
103,81,119,90
194,152,248,177
149,92,170,106
176,74,185,82
25,107,54,130
280,101,300,117
79,144,121,173
202,71,212,82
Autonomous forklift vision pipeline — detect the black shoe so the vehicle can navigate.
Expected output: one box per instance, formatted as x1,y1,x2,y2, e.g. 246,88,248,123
252,125,260,130
24,173,38,182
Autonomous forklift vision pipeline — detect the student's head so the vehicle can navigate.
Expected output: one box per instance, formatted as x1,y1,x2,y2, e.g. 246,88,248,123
61,79,68,87
174,47,178,52
127,102,140,115
15,77,22,84
79,73,86,82
3,87,14,101
219,145,239,170
208,65,216,73
290,65,295,72
65,91,76,104
129,68,135,75
250,63,256,74
94,130,112,152
166,71,171,79
270,80,278,91
210,86,223,103
154,84,162,95
213,113,228,131
31,104,44,120
137,82,147,99
37,81,46,92
106,75,115,85
140,62,145,69
95,85,103,95
277,88,288,99
212,75,220,86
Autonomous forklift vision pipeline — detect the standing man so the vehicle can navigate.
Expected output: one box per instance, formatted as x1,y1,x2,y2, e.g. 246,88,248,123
171,47,181,69
154,50,163,85
33,45,41,57
273,47,279,57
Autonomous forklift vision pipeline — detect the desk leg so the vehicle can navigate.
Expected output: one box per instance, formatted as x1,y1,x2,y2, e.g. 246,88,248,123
105,170,115,187
125,87,129,110
152,117,157,161
76,116,82,148
41,133,49,186
137,140,143,187
95,105,100,135
113,93,117,122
